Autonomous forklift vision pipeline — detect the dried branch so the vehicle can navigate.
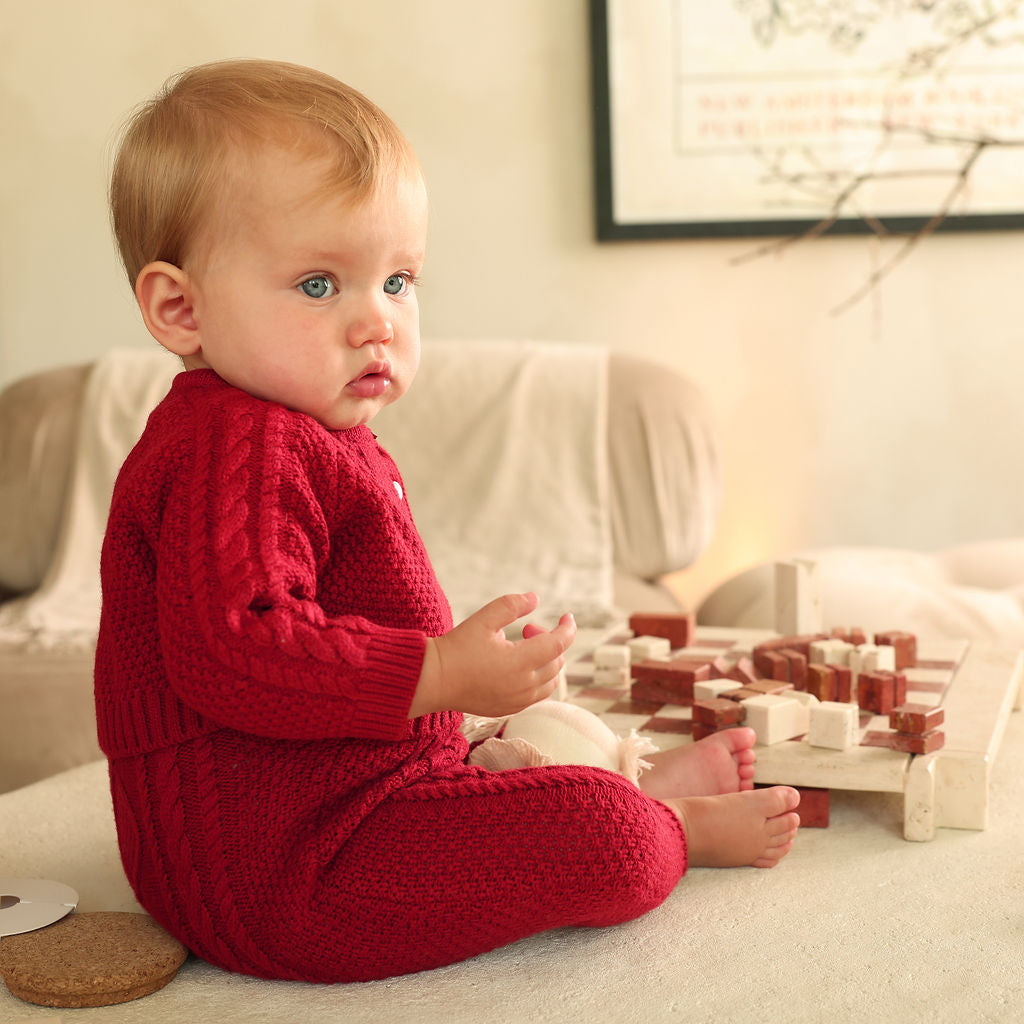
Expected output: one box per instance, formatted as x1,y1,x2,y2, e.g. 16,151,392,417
898,0,1024,78
728,0,1024,313
733,122,1024,313
828,138,986,314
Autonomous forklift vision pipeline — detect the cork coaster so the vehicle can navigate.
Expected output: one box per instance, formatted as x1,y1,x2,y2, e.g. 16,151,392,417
0,911,188,1008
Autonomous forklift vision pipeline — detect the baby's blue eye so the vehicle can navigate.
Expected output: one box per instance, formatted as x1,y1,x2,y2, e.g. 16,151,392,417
299,277,334,299
383,274,407,296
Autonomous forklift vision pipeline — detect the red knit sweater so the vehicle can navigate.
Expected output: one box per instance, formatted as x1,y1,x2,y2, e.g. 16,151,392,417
95,370,687,982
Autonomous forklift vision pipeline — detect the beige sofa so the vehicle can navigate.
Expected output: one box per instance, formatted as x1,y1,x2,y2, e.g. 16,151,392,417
0,341,719,793
698,541,1024,645
3,344,1023,1022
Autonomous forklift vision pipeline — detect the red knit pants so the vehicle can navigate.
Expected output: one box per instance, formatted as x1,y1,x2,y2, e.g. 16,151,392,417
114,745,687,983
292,764,687,981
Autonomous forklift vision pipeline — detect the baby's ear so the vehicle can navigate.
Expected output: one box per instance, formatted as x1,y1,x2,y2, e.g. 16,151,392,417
135,261,201,358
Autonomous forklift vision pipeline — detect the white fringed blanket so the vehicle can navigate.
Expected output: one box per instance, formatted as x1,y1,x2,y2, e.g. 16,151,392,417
374,339,613,628
0,340,613,650
0,350,179,650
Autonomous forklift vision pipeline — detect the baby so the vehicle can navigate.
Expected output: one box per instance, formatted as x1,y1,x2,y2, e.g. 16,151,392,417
96,58,799,983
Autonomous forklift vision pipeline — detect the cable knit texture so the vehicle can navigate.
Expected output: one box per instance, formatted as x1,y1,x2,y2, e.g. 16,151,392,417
94,370,687,982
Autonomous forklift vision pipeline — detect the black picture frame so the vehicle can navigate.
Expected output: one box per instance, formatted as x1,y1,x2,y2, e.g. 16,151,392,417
590,0,1024,241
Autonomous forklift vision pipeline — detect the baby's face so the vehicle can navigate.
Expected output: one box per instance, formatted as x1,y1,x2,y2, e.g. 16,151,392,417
183,147,428,431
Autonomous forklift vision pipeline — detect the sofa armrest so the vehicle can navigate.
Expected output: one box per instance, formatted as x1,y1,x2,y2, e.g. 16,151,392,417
607,352,720,584
0,363,90,594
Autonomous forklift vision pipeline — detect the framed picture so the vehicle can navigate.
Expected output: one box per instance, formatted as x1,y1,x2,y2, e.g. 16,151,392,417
590,0,1024,240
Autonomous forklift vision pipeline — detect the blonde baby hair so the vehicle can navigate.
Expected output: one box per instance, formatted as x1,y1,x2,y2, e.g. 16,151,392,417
110,58,420,288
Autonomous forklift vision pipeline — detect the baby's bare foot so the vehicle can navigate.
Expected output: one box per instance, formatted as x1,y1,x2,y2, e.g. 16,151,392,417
639,728,757,800
667,786,800,869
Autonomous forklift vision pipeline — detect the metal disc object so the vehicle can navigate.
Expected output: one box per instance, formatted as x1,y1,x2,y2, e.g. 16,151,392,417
0,879,79,937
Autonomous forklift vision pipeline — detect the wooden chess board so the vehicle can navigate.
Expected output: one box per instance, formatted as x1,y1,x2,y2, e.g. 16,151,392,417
565,624,1023,841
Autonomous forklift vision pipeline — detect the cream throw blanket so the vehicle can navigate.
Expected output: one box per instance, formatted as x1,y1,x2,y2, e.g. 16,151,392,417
0,341,613,649
0,350,179,650
374,339,613,628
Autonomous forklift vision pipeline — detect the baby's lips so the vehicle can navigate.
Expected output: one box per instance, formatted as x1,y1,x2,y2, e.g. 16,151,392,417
347,361,393,398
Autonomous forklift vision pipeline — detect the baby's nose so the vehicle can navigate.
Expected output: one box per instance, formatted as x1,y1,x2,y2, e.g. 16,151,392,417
346,298,393,347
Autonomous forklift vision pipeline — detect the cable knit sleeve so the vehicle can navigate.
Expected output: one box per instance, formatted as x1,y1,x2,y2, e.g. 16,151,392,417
152,388,433,742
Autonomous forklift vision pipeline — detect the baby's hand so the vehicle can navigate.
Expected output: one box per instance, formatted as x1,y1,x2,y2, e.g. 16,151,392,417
409,593,576,719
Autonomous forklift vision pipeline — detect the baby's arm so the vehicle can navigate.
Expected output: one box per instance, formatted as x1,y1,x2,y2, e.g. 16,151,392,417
409,592,575,719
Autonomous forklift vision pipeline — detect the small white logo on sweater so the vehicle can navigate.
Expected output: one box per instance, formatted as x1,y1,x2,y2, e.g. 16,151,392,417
393,481,404,502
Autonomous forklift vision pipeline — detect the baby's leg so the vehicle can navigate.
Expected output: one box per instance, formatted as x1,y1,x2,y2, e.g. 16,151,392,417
664,786,801,869
639,727,757,800
315,764,687,980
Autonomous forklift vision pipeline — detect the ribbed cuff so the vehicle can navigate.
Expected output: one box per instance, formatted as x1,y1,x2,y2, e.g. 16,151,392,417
348,627,427,740
96,686,212,758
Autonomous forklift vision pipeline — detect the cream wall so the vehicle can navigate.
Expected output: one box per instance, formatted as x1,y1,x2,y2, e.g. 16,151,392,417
3,0,1023,605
